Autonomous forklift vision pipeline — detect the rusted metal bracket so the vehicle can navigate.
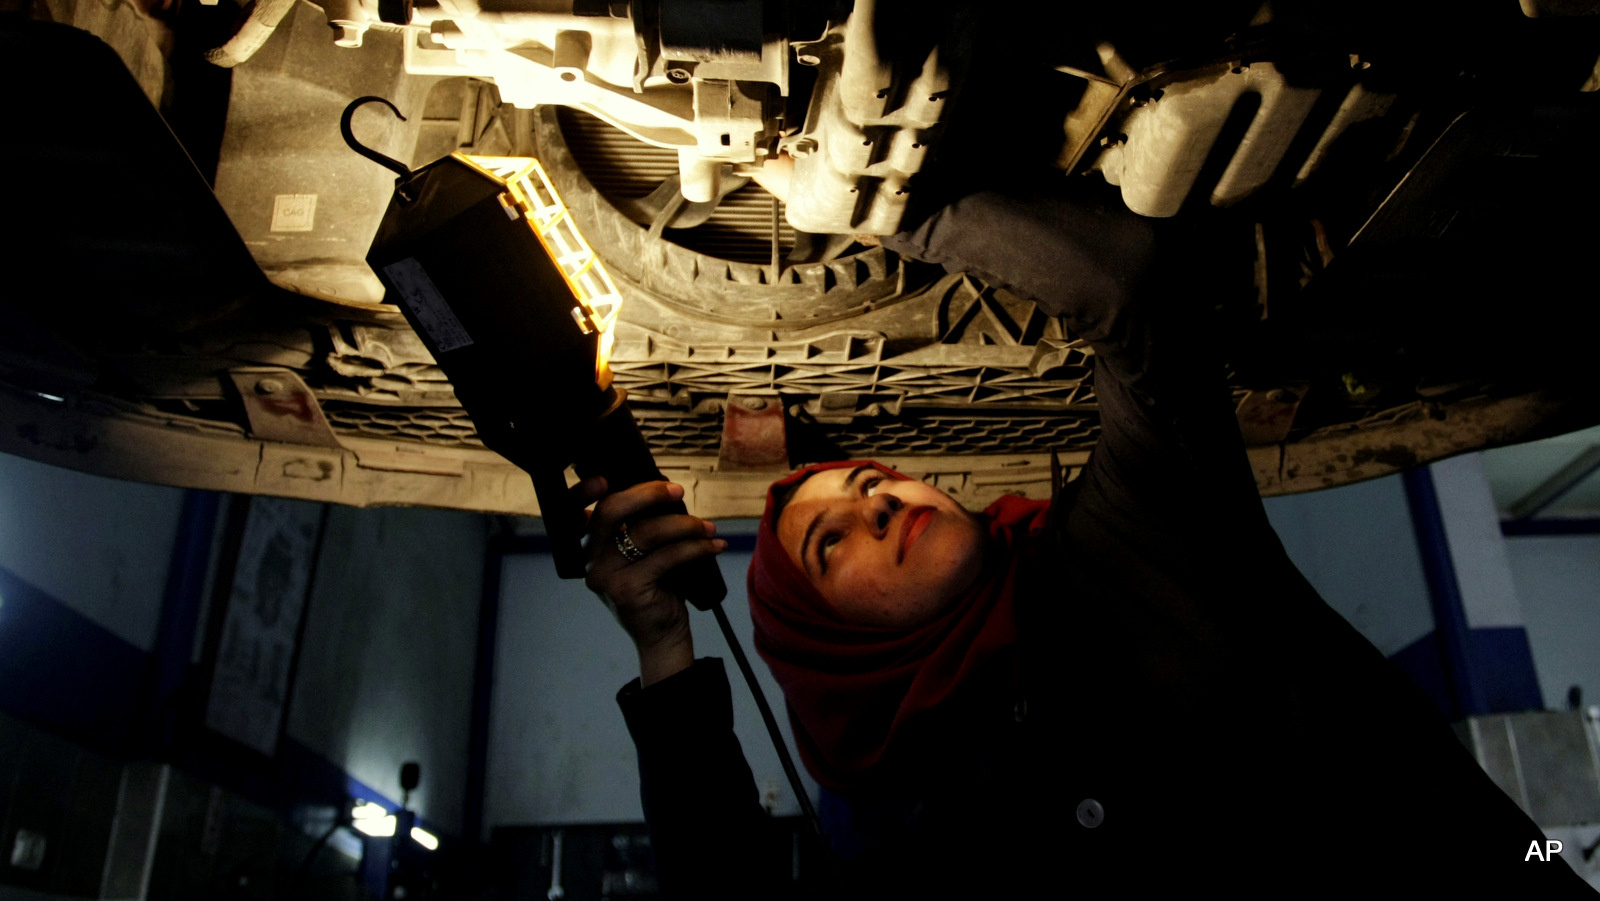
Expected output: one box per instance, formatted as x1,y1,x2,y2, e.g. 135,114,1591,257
718,393,789,471
227,367,345,448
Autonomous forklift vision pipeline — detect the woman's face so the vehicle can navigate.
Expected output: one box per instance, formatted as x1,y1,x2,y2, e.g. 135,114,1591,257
776,466,989,629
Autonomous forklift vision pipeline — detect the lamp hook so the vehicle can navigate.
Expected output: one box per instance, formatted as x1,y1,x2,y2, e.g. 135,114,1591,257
341,95,416,200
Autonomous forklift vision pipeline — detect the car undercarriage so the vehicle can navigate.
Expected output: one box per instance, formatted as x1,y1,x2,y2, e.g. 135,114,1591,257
4,0,1600,518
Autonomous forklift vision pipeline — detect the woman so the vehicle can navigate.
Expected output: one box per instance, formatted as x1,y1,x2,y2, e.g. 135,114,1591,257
577,186,1594,896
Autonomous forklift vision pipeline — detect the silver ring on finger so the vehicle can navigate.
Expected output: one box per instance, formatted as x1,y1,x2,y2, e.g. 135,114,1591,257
614,522,646,563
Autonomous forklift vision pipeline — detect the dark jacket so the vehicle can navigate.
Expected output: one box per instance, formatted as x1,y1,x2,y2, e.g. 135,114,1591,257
618,188,1595,897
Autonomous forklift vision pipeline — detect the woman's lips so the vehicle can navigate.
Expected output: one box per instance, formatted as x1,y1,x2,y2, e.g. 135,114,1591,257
898,507,935,562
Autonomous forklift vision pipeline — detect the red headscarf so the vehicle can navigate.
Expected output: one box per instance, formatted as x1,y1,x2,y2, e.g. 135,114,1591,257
747,461,1051,793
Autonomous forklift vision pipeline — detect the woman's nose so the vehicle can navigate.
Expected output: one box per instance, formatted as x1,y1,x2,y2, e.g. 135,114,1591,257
867,493,902,536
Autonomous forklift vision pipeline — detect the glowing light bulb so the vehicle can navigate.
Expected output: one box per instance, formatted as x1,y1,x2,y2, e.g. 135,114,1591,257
458,154,623,389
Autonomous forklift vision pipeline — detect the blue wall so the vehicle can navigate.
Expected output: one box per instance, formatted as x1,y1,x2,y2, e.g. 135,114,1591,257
1265,460,1547,721
0,451,485,842
1504,535,1600,712
287,503,488,835
0,449,183,652
486,540,819,831
1263,473,1435,656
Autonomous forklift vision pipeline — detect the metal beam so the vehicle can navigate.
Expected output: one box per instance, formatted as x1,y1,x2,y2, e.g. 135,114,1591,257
1500,517,1600,537
1505,445,1600,521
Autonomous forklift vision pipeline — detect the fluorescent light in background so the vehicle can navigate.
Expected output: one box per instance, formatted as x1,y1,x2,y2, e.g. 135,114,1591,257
32,392,65,403
349,800,434,847
350,801,396,837
352,815,396,838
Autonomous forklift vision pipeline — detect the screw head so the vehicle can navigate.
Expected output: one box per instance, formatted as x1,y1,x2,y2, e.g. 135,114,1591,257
255,378,283,395
666,67,690,84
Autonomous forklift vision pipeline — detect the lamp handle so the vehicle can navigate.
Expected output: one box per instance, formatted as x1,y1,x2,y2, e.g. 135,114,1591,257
574,403,728,610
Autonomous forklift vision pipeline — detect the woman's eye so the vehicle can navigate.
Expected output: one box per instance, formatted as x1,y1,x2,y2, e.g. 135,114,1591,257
863,477,883,495
820,534,841,568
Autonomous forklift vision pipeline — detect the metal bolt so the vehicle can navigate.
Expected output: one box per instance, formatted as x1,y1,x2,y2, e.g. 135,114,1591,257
666,67,690,84
742,397,768,411
1129,87,1163,108
255,378,283,395
796,53,820,67
1267,388,1298,404
331,22,366,48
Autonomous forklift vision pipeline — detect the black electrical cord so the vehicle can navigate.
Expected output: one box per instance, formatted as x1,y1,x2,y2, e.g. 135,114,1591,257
710,603,826,844
293,816,348,894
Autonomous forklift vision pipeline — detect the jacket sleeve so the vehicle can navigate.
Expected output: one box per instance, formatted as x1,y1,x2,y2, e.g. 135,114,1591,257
881,188,1267,544
616,657,794,899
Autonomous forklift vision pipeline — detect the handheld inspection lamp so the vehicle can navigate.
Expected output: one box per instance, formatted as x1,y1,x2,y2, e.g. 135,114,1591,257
346,97,825,845
348,97,726,607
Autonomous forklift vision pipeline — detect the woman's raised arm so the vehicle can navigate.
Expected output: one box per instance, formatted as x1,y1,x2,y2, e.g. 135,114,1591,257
880,187,1266,540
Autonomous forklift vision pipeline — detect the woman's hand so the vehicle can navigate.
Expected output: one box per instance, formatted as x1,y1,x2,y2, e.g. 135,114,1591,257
574,477,727,686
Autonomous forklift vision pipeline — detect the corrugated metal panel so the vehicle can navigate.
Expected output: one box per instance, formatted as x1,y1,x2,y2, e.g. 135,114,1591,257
321,402,1102,457
555,108,679,196
556,108,794,264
